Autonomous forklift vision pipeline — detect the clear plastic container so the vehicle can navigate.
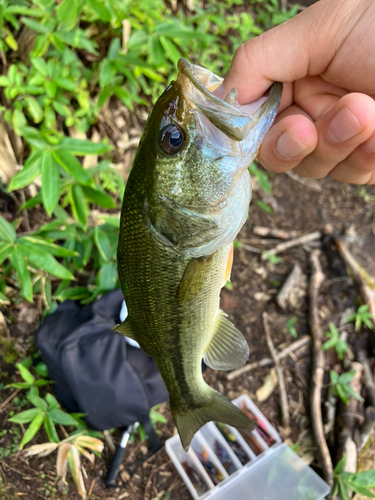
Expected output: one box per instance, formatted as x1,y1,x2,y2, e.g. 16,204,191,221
165,394,330,500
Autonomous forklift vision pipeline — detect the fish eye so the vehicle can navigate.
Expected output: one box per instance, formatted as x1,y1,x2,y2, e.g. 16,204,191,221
161,125,185,155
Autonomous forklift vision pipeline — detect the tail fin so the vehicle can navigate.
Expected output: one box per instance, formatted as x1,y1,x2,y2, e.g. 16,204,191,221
171,388,253,451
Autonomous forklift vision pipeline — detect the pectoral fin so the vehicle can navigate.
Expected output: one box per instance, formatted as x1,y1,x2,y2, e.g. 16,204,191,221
112,318,137,341
204,312,249,370
177,254,214,303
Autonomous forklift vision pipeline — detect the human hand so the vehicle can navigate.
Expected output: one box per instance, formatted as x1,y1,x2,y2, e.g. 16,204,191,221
221,0,375,184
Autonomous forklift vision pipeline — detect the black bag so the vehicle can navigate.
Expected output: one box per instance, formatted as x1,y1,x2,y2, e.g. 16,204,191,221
34,289,168,431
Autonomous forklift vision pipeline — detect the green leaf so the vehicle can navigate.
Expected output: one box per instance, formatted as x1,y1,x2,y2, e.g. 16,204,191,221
347,482,375,497
28,386,39,398
25,97,44,123
334,454,346,474
21,236,79,257
56,0,83,30
8,150,43,191
0,291,10,304
0,242,13,266
99,59,116,88
44,415,59,443
19,413,45,450
34,379,51,387
98,262,117,291
159,36,181,65
338,477,351,500
345,385,364,403
41,152,60,216
52,149,93,186
20,244,75,280
22,17,51,34
9,408,42,424
59,137,111,155
4,28,18,50
48,409,79,426
11,246,32,302
53,286,90,301
45,80,57,98
70,184,88,228
45,393,59,410
85,0,111,22
94,228,112,261
16,362,34,384
34,362,49,378
21,127,49,149
0,76,10,87
81,186,116,208
31,57,48,76
350,469,375,488
0,216,16,242
330,371,339,384
12,108,27,134
33,34,50,57
340,370,356,384
255,200,273,214
27,395,48,411
53,77,76,92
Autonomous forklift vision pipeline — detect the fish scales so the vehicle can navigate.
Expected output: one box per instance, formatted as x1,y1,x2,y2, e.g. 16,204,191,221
116,59,282,449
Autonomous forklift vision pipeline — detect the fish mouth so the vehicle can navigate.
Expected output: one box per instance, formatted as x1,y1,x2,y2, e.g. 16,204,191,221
177,58,282,142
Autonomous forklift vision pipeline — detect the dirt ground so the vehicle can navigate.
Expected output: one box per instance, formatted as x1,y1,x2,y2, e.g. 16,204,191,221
1,169,374,500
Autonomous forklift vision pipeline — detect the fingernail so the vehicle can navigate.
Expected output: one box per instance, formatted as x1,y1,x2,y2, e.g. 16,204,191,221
326,107,363,143
276,131,308,159
362,136,375,154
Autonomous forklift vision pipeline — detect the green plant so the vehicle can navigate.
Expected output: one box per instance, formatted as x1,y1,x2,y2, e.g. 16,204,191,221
330,370,364,405
9,392,79,449
262,251,282,265
333,455,375,499
322,323,349,360
347,305,374,331
5,361,51,397
284,317,297,339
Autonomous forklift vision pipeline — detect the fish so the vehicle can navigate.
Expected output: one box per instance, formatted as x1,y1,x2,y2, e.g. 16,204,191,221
115,58,282,450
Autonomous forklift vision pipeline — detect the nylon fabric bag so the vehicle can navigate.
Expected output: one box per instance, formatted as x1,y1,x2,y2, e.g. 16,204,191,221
34,289,168,431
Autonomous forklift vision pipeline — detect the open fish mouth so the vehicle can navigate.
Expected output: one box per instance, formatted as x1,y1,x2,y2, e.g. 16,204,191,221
177,58,282,142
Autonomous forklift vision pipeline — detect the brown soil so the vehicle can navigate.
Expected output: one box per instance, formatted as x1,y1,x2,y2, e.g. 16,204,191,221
1,171,375,500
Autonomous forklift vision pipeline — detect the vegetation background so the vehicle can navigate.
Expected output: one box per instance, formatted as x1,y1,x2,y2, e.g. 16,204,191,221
1,0,375,499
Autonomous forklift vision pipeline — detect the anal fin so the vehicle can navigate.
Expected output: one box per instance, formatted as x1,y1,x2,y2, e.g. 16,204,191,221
112,318,137,341
204,312,249,371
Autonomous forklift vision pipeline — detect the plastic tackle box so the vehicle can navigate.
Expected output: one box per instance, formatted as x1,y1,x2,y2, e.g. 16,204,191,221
165,394,330,500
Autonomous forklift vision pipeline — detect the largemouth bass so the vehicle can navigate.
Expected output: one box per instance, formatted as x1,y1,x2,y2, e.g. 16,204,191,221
116,59,282,450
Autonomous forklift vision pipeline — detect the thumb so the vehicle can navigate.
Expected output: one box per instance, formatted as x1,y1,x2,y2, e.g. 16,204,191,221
222,0,362,104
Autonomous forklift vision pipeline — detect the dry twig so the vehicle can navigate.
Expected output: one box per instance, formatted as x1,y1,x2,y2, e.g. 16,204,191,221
261,231,321,260
252,226,300,239
0,388,21,411
309,250,333,488
262,312,290,428
227,335,311,380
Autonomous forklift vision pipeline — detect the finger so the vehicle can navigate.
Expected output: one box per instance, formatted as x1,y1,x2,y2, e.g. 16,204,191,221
294,76,347,120
222,0,360,104
257,105,318,173
293,93,375,179
329,131,375,184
